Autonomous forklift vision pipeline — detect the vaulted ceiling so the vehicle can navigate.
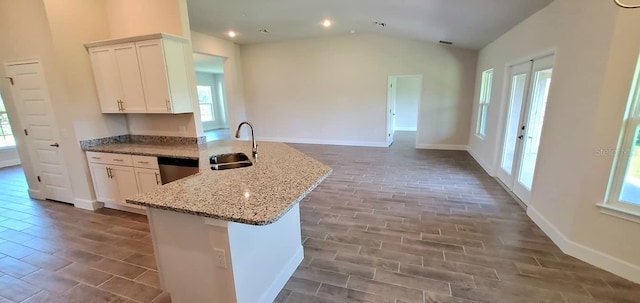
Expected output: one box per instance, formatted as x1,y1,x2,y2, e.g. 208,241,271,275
187,0,553,49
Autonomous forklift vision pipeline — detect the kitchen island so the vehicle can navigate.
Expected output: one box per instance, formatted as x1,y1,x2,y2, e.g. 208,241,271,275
125,140,331,303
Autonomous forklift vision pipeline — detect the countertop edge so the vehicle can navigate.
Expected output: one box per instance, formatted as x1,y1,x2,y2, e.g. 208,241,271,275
126,168,333,226
82,146,200,160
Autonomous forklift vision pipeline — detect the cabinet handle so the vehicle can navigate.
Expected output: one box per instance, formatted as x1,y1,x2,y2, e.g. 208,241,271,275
155,172,161,185
113,159,124,162
166,99,171,111
117,100,122,111
106,167,112,178
138,161,149,164
120,100,125,111
91,157,101,160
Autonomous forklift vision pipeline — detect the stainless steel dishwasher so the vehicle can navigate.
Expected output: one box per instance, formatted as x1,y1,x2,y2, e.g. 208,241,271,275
157,157,199,184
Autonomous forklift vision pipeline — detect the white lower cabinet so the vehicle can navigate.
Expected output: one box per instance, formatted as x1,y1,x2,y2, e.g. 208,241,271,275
87,152,160,211
89,163,118,204
135,167,162,193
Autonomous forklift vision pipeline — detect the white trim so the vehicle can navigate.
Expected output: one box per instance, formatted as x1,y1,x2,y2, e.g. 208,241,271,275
257,245,303,303
28,189,45,200
528,206,640,284
597,203,640,224
103,202,147,215
0,159,20,168
467,147,494,176
394,127,417,132
256,137,388,147
73,198,103,211
415,144,468,151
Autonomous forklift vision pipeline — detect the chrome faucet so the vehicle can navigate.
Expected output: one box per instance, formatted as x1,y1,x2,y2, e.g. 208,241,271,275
235,121,258,160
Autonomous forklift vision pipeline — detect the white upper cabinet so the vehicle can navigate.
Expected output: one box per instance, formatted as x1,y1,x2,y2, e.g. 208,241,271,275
113,44,147,113
86,33,193,114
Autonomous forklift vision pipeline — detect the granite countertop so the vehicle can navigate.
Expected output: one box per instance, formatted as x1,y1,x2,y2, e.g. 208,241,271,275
83,142,202,160
92,140,332,225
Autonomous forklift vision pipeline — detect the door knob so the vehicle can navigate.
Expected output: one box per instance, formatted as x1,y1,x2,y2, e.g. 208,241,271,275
50,143,59,147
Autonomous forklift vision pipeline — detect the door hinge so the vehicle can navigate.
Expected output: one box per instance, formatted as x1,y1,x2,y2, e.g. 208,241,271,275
37,176,41,182
24,129,28,136
5,77,14,86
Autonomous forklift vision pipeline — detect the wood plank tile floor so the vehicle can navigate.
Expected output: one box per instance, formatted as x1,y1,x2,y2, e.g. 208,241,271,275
0,131,637,302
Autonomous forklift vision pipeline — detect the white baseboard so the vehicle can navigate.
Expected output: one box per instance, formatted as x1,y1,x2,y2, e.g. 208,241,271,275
103,202,147,215
259,245,303,303
415,144,468,151
467,147,494,176
74,198,103,211
257,137,388,147
28,189,45,200
527,206,640,284
0,159,20,168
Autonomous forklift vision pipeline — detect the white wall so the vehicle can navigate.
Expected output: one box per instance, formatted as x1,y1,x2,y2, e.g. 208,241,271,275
240,34,477,148
467,0,640,282
0,149,20,168
394,76,421,131
191,32,248,138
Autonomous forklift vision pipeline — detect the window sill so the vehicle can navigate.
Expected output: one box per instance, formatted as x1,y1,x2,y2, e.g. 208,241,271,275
597,203,640,224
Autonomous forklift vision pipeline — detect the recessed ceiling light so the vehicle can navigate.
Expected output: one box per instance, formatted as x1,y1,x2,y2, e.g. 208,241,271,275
322,19,332,28
227,31,237,38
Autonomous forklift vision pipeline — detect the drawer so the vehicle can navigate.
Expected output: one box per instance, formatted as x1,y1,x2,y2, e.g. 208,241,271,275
86,151,110,164
86,152,133,166
132,155,159,169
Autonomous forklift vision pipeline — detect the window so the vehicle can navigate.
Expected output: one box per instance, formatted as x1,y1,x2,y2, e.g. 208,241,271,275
602,54,640,220
197,85,215,122
476,69,494,138
0,94,15,148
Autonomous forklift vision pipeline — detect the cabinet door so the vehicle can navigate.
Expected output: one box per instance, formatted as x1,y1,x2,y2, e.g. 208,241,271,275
110,165,139,205
88,47,121,113
113,44,147,113
89,163,118,203
135,168,162,194
136,40,172,113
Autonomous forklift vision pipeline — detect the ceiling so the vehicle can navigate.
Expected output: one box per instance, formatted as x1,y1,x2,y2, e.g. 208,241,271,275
193,53,224,74
187,0,553,50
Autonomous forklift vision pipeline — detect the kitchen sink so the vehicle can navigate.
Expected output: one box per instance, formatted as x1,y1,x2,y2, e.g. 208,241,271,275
210,152,250,164
210,153,253,170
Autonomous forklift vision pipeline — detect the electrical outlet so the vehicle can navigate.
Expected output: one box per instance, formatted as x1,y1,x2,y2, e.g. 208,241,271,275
214,248,227,269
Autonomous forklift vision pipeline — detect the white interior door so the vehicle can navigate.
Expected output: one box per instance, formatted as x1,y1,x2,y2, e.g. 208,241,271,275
5,61,74,203
498,56,554,205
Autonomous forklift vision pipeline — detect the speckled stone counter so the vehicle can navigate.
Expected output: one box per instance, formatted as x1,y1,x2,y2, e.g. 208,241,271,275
114,140,332,225
83,142,202,159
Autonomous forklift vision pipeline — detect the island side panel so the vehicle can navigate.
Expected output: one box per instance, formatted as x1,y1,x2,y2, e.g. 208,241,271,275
147,208,238,303
227,203,304,303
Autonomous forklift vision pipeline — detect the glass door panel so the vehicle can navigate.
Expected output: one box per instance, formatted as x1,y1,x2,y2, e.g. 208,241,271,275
496,61,532,190
517,68,552,190
501,73,528,175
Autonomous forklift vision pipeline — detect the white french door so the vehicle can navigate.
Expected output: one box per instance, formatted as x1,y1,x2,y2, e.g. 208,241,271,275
497,56,554,205
5,61,74,203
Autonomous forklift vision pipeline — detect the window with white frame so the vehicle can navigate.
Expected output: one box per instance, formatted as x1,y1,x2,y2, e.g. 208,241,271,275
197,85,215,122
0,94,16,148
476,69,494,138
604,53,640,217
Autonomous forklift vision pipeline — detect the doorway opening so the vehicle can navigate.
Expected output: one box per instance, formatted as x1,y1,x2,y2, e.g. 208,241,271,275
193,53,230,141
497,55,554,205
387,75,422,147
